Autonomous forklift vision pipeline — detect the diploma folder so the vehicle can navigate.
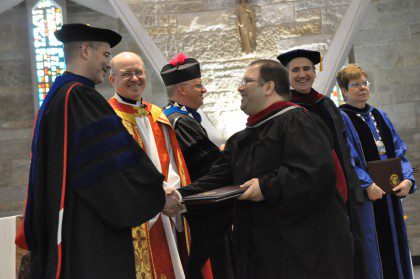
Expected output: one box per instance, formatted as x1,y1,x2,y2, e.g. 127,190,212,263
182,186,246,205
366,157,402,194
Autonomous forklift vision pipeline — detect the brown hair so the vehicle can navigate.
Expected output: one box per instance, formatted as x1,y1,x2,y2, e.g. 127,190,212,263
336,63,368,89
248,59,291,99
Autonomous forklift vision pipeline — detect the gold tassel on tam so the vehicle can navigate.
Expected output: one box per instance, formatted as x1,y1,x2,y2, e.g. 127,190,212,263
319,53,323,72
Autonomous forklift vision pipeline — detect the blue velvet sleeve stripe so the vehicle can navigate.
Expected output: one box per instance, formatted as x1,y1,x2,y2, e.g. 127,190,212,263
69,150,140,190
69,114,123,148
69,131,134,171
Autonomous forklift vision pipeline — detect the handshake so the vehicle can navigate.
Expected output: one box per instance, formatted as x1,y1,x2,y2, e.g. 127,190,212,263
162,187,185,217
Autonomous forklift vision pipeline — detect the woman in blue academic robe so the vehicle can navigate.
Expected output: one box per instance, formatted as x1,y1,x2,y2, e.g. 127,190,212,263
337,64,416,279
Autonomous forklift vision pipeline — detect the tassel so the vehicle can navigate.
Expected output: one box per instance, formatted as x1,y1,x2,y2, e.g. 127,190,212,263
169,53,187,67
319,53,323,72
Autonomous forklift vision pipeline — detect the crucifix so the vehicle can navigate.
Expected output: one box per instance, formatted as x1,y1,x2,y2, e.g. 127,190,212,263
236,0,256,53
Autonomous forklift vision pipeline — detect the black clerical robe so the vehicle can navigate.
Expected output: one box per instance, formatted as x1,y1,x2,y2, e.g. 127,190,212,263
292,89,367,279
26,79,165,279
166,110,234,279
178,104,354,279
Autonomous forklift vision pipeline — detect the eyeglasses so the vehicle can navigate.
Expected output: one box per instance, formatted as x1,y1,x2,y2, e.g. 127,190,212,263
180,83,204,89
87,44,112,61
240,78,265,87
348,80,370,89
119,70,145,79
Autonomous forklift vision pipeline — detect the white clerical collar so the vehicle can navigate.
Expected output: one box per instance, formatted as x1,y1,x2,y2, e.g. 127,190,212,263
114,92,143,108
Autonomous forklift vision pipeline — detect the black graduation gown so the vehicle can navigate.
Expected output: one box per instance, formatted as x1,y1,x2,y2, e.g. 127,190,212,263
179,106,354,279
29,81,165,278
166,111,234,279
292,90,367,279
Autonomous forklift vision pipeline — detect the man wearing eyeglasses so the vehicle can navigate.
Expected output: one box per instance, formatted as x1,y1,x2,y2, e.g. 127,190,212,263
108,51,195,279
165,59,354,278
278,49,367,279
161,53,234,279
16,24,166,279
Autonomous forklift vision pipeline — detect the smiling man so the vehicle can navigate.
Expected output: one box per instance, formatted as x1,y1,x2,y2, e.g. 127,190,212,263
166,59,354,278
161,53,234,279
108,52,193,279
278,49,367,279
16,24,166,279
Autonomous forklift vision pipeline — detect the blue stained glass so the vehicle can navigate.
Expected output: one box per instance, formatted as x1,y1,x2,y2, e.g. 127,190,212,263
32,0,65,108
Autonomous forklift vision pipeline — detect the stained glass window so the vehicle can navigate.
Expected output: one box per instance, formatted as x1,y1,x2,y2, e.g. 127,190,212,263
330,84,345,107
32,0,65,108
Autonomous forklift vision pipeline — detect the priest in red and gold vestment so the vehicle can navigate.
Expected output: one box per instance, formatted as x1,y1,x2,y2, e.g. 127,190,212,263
108,52,212,279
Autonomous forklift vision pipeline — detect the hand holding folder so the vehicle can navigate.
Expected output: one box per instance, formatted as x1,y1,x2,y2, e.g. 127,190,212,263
366,158,402,195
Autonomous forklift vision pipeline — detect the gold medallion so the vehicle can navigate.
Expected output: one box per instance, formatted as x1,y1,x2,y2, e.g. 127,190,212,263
389,173,400,186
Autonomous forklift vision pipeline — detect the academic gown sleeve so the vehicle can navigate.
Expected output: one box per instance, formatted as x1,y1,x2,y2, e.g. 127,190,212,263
177,133,236,196
66,85,166,229
173,116,221,181
256,111,337,218
340,111,374,189
380,110,416,193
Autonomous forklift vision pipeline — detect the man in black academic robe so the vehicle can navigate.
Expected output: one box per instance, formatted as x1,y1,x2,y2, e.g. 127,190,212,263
278,49,367,279
15,24,178,279
161,54,234,278
165,59,354,278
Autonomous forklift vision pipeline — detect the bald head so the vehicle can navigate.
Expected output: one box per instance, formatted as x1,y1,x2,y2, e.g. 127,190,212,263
110,52,145,75
109,52,147,101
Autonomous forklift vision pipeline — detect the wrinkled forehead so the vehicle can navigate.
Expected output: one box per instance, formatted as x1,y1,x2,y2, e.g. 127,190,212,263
114,56,145,72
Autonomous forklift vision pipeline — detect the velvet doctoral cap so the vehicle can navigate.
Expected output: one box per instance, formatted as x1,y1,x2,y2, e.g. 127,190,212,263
277,49,321,67
160,53,201,86
54,23,122,48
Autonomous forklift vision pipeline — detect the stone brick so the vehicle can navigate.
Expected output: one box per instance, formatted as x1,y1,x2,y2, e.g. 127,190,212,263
157,14,177,27
177,10,234,33
67,15,120,31
411,23,420,37
376,0,413,13
295,8,322,23
275,34,332,53
277,19,323,37
156,1,207,14
358,2,379,31
0,23,14,51
378,9,420,27
256,3,295,27
325,0,350,6
355,25,410,45
0,201,24,216
11,159,30,188
147,27,177,37
252,0,296,5
0,186,27,203
207,0,235,10
152,30,242,62
127,3,157,27
0,94,34,122
293,0,327,11
378,103,416,131
322,5,348,33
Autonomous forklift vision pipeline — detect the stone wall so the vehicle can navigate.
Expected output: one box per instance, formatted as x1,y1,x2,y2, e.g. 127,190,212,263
352,0,420,255
0,2,32,217
128,0,351,138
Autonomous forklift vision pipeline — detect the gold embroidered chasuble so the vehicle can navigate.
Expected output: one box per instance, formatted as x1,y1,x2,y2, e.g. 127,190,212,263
109,97,191,279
